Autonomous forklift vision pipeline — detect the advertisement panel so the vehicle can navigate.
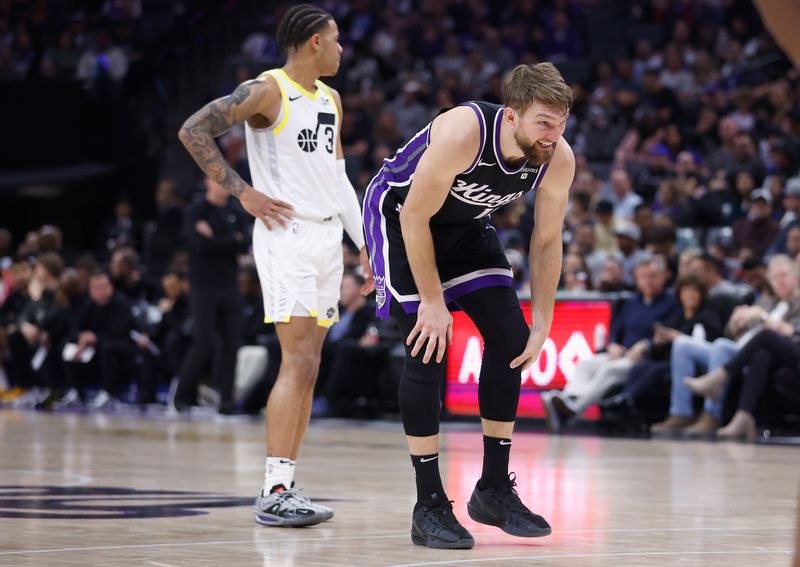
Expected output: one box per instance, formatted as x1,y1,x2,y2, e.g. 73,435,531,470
445,299,613,419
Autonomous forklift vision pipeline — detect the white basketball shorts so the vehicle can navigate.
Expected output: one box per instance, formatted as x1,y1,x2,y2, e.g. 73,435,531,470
252,216,343,327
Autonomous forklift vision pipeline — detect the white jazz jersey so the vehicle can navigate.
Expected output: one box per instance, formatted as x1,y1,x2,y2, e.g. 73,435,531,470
245,68,344,327
245,68,342,221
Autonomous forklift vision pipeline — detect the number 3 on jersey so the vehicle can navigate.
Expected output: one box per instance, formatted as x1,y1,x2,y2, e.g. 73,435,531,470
297,112,336,154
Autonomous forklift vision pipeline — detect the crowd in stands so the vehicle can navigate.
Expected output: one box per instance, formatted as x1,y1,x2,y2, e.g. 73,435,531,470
0,0,185,86
2,0,799,439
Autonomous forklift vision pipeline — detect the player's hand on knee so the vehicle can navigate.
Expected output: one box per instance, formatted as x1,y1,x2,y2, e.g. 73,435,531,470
510,328,548,371
240,185,293,229
407,300,452,364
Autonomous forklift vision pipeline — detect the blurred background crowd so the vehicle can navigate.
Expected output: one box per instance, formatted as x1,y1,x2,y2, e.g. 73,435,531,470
1,0,799,440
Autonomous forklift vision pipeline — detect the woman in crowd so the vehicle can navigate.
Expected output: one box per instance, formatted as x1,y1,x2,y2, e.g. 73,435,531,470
601,274,722,415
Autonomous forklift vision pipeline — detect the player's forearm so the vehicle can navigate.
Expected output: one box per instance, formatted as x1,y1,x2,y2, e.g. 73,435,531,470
400,214,444,304
178,124,247,199
529,234,562,333
336,160,366,249
178,91,251,199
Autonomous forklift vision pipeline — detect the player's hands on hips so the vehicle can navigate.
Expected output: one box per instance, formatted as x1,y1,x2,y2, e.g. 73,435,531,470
407,300,452,364
358,247,375,295
240,185,293,229
510,327,548,371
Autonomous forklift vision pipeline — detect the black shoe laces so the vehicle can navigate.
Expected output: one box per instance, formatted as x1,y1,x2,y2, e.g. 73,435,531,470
421,499,454,516
490,473,537,518
419,499,469,537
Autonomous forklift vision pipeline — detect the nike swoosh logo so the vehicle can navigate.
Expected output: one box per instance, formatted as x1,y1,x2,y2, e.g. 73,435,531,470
288,95,303,101
419,456,438,463
478,161,496,167
499,440,512,446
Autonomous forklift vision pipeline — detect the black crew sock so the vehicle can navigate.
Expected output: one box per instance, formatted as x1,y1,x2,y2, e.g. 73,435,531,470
411,453,445,505
478,435,511,490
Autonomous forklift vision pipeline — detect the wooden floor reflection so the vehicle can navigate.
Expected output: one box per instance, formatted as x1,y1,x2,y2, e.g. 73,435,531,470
0,410,796,566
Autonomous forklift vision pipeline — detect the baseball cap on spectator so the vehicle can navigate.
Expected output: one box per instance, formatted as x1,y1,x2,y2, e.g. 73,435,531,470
614,221,641,242
784,177,800,198
750,188,772,204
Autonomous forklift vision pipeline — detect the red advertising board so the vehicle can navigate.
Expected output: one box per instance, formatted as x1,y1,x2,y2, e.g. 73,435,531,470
445,299,612,419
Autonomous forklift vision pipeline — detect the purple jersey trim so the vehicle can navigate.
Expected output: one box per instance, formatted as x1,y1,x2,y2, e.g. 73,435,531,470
460,102,487,175
394,274,514,316
363,175,392,319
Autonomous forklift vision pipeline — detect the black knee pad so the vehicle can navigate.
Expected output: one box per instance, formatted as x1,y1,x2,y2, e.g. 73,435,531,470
398,356,445,436
478,318,527,422
390,302,448,436
456,286,530,423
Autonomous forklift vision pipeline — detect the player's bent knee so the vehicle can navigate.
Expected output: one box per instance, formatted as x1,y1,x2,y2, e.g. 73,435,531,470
403,356,445,383
480,324,528,371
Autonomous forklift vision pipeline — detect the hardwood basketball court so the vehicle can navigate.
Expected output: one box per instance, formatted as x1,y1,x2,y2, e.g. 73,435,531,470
0,410,796,566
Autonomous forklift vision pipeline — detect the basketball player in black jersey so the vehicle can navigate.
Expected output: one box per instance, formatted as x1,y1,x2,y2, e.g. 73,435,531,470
363,63,575,548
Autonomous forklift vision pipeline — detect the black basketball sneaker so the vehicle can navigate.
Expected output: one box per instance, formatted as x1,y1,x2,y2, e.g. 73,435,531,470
411,494,475,549
467,473,551,537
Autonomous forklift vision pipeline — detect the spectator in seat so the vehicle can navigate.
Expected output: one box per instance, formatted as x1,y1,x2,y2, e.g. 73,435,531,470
786,226,800,259
146,270,192,399
315,272,373,399
4,253,68,407
102,196,140,255
738,256,772,298
615,221,649,286
76,27,128,86
652,254,800,437
604,168,643,221
110,246,159,303
317,314,402,418
593,200,618,254
568,221,609,289
59,271,136,409
765,177,800,257
596,257,630,293
688,253,752,323
542,256,680,433
34,267,90,410
600,274,723,416
733,189,780,259
683,325,800,441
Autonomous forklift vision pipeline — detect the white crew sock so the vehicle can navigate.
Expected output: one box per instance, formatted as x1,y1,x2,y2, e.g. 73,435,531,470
263,457,295,494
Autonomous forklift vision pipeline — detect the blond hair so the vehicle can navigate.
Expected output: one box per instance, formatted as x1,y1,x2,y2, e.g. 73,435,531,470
503,62,573,115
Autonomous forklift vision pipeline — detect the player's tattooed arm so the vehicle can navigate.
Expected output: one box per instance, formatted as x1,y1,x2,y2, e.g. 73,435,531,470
179,77,292,229
178,80,267,198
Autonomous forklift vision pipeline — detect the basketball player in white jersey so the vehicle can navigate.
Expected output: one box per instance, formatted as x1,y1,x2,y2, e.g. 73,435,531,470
179,4,373,527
